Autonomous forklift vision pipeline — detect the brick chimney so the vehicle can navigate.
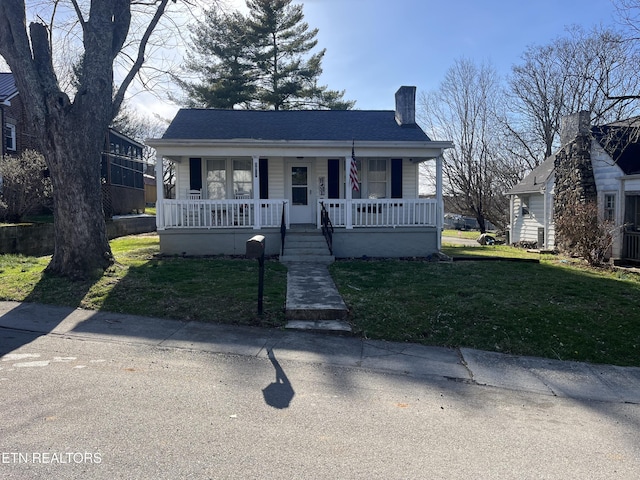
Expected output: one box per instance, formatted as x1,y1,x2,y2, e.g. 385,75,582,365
560,111,590,146
395,86,417,127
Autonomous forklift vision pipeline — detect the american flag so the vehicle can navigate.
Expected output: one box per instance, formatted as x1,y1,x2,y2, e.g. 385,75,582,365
350,142,360,192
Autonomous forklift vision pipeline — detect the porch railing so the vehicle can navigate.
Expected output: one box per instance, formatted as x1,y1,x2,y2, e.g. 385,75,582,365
623,231,640,261
317,198,439,228
160,199,289,229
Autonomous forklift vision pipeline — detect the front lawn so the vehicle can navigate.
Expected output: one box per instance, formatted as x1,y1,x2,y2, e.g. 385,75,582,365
1,234,639,366
0,234,287,327
330,257,640,366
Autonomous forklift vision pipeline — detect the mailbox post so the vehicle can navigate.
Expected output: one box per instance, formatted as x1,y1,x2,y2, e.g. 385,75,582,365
246,235,266,315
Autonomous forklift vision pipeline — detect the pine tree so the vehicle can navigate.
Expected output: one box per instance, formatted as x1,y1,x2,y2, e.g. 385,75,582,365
181,10,257,109
182,0,353,110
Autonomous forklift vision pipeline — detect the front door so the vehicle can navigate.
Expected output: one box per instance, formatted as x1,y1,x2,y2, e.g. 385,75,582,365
289,162,315,224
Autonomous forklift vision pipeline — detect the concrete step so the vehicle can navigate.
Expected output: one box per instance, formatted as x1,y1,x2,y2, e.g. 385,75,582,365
286,237,328,246
285,306,348,321
281,229,332,264
284,241,329,252
287,225,319,233
285,320,352,334
280,254,335,264
284,246,331,255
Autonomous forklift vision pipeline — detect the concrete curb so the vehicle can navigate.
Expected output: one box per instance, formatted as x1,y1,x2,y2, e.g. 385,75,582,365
1,301,638,404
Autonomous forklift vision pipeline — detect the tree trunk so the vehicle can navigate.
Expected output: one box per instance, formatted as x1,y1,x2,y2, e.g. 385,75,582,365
476,214,487,234
44,124,114,279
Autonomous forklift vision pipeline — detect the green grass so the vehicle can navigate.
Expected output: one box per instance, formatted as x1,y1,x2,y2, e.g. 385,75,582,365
329,257,640,366
442,244,547,260
442,229,485,240
1,233,639,366
0,234,287,327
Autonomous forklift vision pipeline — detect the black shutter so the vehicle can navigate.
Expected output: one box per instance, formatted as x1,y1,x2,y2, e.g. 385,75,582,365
189,158,202,191
391,158,403,198
260,158,269,199
328,159,340,199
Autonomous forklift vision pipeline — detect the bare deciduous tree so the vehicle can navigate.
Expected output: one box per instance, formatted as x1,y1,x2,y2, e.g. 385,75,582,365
419,58,509,231
0,0,199,279
504,25,640,168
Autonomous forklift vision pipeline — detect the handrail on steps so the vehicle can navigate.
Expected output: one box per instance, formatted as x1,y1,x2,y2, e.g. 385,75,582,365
280,201,287,256
320,201,334,255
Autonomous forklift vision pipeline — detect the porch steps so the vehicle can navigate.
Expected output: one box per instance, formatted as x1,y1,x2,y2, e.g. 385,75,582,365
280,226,334,265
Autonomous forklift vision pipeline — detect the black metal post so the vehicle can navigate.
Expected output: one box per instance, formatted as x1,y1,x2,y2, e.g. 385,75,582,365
257,253,265,315
246,234,266,316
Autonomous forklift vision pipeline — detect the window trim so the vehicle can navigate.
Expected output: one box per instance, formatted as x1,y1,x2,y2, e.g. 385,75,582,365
603,192,616,223
4,123,16,151
367,158,387,199
521,196,530,216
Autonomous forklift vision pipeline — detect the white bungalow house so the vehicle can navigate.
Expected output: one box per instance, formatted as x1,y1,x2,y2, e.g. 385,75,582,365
148,86,453,258
507,111,640,262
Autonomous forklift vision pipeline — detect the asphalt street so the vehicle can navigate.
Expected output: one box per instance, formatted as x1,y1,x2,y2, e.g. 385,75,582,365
1,321,639,479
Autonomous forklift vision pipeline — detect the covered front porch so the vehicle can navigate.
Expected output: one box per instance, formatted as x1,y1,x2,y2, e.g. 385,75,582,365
153,152,445,257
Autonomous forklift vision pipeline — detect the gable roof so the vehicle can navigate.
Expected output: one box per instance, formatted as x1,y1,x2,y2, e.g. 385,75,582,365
591,119,640,175
162,109,433,143
506,155,555,196
0,73,18,102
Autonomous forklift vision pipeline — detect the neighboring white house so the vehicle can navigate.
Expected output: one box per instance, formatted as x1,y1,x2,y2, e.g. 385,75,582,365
507,111,640,262
506,155,556,249
148,86,453,257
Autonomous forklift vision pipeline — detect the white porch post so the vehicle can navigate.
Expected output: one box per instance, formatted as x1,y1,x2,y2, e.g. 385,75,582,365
436,155,443,250
542,187,547,249
345,155,353,229
252,155,261,229
509,195,514,245
155,153,165,230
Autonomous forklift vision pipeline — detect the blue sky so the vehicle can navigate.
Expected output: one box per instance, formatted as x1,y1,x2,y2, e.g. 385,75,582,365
122,0,621,118
281,0,619,110
0,0,621,117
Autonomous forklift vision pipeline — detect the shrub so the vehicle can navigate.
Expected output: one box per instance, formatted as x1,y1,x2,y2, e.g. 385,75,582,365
555,201,617,266
0,150,53,222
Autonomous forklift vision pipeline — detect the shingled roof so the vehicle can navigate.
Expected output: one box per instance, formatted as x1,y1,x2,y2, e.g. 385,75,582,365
591,119,640,176
506,155,555,196
0,73,18,102
162,109,433,143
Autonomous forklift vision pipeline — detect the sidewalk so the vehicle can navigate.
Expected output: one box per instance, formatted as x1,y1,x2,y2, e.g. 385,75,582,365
1,300,638,404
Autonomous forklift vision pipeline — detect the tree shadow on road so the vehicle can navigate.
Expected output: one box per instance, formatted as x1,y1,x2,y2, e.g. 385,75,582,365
0,272,97,358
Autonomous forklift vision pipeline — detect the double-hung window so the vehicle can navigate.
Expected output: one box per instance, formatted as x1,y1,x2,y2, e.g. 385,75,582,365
368,159,387,198
604,193,616,222
233,159,252,198
206,159,226,199
4,123,16,151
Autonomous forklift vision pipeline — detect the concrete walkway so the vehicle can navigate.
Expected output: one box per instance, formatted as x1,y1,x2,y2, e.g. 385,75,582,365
284,262,351,332
1,300,639,404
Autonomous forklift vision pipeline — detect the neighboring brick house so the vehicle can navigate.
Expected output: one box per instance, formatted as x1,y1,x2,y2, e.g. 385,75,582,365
1,72,149,215
1,72,38,156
